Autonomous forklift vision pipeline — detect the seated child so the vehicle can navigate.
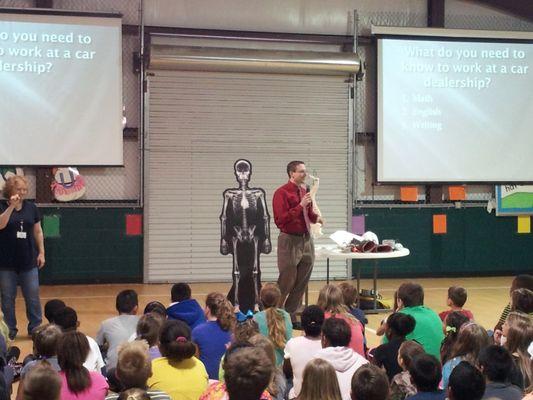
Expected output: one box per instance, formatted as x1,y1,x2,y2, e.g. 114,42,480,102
494,274,532,333
447,361,485,400
439,311,469,364
166,283,206,330
96,290,140,370
253,284,292,366
478,345,523,400
148,320,208,399
136,313,163,360
104,340,170,400
371,312,415,381
57,331,108,400
192,293,234,380
390,340,425,400
53,306,105,373
17,324,62,400
201,345,273,400
438,286,474,323
283,305,324,399
143,302,167,319
249,334,288,400
510,288,533,314
44,300,66,324
407,354,446,400
338,282,368,327
314,318,368,400
117,388,150,400
351,364,389,400
22,361,61,400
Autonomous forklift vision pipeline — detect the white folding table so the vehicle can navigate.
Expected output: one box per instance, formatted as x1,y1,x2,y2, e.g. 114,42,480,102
314,245,410,313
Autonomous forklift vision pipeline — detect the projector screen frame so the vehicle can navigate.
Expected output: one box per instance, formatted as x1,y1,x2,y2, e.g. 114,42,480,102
373,26,533,185
0,8,124,167
0,7,122,20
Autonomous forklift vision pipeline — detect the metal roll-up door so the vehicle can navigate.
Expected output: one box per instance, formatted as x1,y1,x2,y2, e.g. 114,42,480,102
145,70,350,282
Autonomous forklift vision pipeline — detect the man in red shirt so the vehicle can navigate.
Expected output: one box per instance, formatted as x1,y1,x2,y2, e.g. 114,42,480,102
272,161,323,319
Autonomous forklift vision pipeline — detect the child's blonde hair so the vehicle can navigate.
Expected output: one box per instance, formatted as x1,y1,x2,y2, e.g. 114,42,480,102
260,283,287,349
117,388,150,400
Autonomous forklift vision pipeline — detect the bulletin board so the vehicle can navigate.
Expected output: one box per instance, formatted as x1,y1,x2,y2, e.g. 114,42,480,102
496,185,533,216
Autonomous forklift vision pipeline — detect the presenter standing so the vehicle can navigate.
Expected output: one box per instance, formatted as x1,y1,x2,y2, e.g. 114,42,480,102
0,176,44,340
272,161,323,321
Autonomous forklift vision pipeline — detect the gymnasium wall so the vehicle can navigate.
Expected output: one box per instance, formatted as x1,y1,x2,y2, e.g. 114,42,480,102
1,0,532,282
39,208,143,284
352,207,533,278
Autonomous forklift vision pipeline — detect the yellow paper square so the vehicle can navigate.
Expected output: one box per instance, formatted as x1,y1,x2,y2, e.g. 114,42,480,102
517,216,531,234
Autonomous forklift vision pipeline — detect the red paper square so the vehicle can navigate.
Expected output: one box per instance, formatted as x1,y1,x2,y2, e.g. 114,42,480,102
126,214,142,236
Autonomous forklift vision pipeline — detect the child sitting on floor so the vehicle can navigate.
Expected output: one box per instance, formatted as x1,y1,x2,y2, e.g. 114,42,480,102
389,340,425,400
438,286,474,323
166,283,206,330
370,312,416,381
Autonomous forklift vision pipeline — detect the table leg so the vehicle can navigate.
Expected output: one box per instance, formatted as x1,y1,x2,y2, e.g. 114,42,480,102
356,261,361,307
373,259,378,311
326,257,330,284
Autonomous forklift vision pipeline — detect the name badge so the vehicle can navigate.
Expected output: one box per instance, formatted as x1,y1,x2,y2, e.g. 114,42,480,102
17,231,27,239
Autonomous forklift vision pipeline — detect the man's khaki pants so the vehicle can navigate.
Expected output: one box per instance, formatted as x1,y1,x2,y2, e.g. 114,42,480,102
276,232,314,317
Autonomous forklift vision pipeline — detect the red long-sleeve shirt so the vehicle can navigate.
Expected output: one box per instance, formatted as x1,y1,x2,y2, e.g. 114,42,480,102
272,181,318,235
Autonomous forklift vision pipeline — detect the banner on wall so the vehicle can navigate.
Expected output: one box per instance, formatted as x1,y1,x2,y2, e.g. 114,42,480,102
496,185,533,216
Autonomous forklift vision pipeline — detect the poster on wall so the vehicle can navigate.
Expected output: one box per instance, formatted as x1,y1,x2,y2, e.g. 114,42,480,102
496,185,533,216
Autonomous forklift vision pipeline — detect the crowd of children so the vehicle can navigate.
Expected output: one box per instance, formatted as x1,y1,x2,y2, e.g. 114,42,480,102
0,274,531,400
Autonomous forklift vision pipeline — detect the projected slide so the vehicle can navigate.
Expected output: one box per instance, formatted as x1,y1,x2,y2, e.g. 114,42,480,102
0,12,122,166
377,35,533,182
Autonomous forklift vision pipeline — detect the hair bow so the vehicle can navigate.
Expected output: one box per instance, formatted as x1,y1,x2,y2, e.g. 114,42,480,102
236,310,254,323
445,326,457,334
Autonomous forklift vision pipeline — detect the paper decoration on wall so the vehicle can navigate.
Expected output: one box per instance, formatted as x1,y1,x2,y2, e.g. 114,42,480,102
400,186,418,202
43,215,60,238
126,214,142,236
51,167,86,202
433,214,447,234
517,215,531,234
448,186,466,201
0,167,24,193
496,185,533,216
352,215,366,235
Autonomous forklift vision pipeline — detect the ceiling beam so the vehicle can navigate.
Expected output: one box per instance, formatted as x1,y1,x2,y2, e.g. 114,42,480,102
35,0,53,8
428,0,445,27
466,0,533,23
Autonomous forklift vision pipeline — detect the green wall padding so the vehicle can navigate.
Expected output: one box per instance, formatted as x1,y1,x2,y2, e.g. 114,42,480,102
352,207,533,278
39,208,142,284
37,206,530,284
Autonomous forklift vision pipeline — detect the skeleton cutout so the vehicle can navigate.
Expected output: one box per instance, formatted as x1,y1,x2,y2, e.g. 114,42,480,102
220,159,271,312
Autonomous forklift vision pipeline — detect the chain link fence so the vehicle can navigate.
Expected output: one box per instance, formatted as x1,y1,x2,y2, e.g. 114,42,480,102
352,6,524,205
1,1,529,206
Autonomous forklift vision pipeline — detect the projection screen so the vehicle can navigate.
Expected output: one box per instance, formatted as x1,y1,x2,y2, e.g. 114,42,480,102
0,10,122,166
374,26,533,183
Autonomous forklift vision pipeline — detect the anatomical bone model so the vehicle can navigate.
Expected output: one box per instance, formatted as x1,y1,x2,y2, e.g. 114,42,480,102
308,174,324,239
